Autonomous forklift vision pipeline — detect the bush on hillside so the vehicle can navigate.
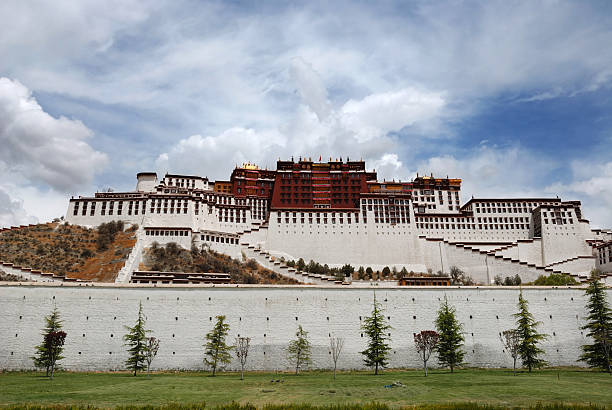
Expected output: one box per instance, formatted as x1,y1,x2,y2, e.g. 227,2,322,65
530,273,578,286
96,221,125,251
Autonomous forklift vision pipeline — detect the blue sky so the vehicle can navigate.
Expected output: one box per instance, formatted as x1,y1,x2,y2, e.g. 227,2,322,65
1,0,611,227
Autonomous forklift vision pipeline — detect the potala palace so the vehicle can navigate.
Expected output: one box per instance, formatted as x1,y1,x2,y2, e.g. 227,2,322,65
64,158,612,285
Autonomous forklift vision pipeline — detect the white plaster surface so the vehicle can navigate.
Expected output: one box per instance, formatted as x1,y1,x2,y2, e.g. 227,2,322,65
1,284,606,372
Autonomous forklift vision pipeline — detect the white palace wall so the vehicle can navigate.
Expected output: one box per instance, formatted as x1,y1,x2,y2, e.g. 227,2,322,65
1,284,605,372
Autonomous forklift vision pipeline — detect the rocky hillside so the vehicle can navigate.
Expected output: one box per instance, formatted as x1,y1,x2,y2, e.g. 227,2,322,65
0,222,136,282
141,242,300,285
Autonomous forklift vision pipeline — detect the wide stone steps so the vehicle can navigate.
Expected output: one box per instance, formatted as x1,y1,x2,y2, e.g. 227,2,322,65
421,235,587,283
239,243,337,285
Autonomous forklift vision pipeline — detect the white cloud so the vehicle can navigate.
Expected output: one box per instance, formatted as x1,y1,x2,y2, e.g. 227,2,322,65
156,128,287,179
546,161,612,228
0,77,108,192
340,88,445,143
289,57,331,122
1,1,611,226
414,145,559,199
157,58,446,181
0,187,37,227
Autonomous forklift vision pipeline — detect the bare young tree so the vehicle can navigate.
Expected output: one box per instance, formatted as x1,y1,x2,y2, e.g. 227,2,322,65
144,337,160,377
414,330,439,376
235,337,251,380
500,329,521,375
329,336,345,380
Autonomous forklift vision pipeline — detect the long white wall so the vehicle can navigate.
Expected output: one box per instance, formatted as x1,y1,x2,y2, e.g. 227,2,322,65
1,284,605,372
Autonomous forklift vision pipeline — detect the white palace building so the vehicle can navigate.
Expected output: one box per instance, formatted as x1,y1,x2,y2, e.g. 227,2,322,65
64,158,612,284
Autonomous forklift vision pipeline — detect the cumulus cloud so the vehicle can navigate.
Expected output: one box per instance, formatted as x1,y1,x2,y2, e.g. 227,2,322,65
0,187,37,227
414,145,560,199
289,57,331,122
546,161,612,228
1,2,612,227
156,128,287,178
340,88,445,143
0,77,108,192
157,58,446,180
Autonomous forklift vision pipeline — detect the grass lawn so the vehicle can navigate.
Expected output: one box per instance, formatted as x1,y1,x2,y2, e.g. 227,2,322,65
0,368,610,409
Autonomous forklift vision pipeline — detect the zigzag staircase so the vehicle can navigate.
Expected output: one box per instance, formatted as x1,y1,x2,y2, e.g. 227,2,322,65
420,235,591,283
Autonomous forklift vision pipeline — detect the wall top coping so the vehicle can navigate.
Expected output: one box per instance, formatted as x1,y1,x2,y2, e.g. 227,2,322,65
0,281,599,291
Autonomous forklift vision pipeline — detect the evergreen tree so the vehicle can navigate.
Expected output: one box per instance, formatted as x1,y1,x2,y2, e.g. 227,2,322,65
435,296,465,372
360,293,392,375
358,266,366,280
123,301,150,376
32,306,65,377
580,270,612,373
287,325,312,374
204,315,233,376
514,291,548,372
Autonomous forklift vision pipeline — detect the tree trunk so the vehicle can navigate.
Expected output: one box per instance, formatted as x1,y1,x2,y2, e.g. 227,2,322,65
333,363,337,380
133,367,137,377
46,366,50,377
212,365,216,377
50,363,54,380
241,366,244,380
604,340,611,374
450,363,454,373
424,359,428,377
513,357,516,376
375,363,379,375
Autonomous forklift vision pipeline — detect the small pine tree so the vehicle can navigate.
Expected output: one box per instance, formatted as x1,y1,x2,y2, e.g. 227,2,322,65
435,296,465,372
204,315,233,376
287,325,312,374
123,301,150,376
360,293,392,375
32,306,65,377
297,258,306,271
358,266,366,280
580,270,612,373
514,291,548,372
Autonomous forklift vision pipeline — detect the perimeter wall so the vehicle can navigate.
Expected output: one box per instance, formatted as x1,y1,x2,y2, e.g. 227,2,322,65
1,284,606,371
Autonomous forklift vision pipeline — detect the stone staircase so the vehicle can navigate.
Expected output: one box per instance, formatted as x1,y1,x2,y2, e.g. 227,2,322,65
0,223,45,233
0,222,87,283
239,242,339,285
115,228,145,283
0,261,68,282
421,235,590,283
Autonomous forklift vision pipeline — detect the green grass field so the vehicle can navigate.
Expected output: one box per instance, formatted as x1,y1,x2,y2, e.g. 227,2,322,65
0,369,610,409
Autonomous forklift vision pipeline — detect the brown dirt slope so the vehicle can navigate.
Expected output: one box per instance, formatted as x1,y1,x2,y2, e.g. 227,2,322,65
141,242,300,285
0,222,136,282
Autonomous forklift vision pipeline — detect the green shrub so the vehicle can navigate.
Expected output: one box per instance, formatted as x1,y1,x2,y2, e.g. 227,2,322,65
530,274,578,286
